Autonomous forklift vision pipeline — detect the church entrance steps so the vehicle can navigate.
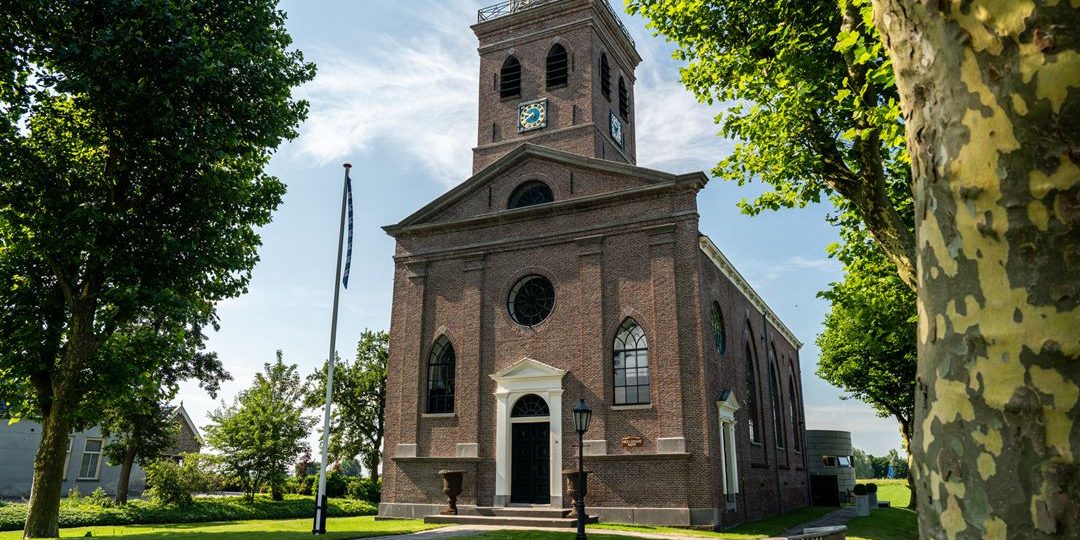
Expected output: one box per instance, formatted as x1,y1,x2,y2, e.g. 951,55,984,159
469,506,571,518
423,508,599,528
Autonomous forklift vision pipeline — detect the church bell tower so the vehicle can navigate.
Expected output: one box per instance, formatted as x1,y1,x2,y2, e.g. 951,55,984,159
471,0,642,174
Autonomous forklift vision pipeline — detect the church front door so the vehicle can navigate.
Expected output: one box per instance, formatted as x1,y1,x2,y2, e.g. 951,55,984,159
510,421,550,504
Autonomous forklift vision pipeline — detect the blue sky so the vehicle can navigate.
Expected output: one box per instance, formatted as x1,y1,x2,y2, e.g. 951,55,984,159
178,0,906,458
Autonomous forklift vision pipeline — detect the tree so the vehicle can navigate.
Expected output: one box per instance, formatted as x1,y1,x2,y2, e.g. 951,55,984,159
306,330,389,482
853,448,875,479
627,0,917,288
100,400,179,505
817,227,917,507
631,0,1080,536
867,1,1080,536
205,352,314,502
885,449,908,479
0,1,313,535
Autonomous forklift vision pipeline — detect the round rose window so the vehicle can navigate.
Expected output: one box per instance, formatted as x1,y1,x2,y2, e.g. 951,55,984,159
507,275,555,326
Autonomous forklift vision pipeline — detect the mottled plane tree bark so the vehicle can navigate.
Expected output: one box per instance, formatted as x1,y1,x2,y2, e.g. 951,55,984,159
870,1,1079,537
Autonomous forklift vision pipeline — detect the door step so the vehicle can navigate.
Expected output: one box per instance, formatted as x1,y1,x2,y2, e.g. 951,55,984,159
424,513,599,528
468,506,572,518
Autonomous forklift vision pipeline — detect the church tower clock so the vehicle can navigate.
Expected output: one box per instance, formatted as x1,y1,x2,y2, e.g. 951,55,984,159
471,0,641,174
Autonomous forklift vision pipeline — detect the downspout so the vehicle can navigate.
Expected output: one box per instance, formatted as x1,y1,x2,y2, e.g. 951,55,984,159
764,311,783,516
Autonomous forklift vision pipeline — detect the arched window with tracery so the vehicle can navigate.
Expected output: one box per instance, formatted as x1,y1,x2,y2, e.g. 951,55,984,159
546,44,568,89
511,394,550,417
745,343,760,443
500,56,521,99
426,336,456,414
613,318,649,405
507,180,554,209
599,53,611,99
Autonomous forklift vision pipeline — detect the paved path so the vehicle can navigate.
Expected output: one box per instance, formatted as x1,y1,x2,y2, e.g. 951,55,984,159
781,507,857,536
358,524,721,540
358,508,860,540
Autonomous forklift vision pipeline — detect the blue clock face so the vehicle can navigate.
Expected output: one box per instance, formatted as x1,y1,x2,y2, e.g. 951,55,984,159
610,111,624,147
518,100,547,132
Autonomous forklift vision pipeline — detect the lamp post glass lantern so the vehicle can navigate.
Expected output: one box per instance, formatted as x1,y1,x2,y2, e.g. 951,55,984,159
572,399,591,540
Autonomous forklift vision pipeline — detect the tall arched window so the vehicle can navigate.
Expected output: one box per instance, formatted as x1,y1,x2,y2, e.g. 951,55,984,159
769,345,785,449
500,56,521,99
789,374,801,452
507,180,554,209
745,343,760,443
426,336,456,414
546,44,568,89
599,53,611,99
618,76,629,119
613,318,649,405
710,302,726,356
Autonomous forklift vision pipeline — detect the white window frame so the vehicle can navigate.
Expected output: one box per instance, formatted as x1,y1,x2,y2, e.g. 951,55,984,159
63,437,73,481
77,438,104,481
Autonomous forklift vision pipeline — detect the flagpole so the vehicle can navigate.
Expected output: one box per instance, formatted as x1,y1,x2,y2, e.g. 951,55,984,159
314,163,351,534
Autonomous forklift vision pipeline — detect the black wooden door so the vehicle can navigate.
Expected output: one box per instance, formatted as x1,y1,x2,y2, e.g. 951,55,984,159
510,422,550,504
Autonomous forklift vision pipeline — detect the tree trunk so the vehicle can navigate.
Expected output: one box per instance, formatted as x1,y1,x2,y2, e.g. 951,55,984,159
23,404,71,539
115,445,137,505
898,419,917,510
871,1,1079,537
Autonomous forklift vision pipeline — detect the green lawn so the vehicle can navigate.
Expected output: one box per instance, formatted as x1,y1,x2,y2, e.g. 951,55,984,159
0,482,917,540
594,505,835,539
847,480,917,540
0,516,437,540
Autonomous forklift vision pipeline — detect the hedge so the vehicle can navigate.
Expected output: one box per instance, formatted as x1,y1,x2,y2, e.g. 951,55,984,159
0,495,376,532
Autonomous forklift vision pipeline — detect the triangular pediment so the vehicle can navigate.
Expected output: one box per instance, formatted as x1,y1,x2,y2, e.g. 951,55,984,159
490,357,567,382
384,144,707,236
717,388,740,412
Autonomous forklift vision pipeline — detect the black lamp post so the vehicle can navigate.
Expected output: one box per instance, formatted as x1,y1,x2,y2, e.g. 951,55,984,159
572,399,592,540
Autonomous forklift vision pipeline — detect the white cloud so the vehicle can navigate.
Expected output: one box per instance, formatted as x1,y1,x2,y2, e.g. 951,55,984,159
292,4,479,186
635,69,731,174
741,255,841,288
804,403,906,456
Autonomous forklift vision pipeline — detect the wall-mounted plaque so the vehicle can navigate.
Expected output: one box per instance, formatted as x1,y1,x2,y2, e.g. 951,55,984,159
621,436,643,448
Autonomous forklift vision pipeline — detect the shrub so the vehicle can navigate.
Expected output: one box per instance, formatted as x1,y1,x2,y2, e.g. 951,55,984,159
305,472,347,498
346,477,381,502
87,487,113,508
0,495,375,532
298,474,315,496
867,483,877,493
853,483,867,496
145,454,222,506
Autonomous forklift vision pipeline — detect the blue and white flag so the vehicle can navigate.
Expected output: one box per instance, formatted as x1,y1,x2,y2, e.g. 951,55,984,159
342,172,354,289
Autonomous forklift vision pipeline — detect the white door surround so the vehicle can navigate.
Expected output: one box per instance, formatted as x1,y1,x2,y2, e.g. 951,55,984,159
491,357,566,507
717,389,741,510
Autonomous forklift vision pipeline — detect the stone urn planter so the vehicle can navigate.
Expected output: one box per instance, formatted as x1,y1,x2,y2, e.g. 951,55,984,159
853,483,870,516
562,470,591,517
437,470,465,515
867,483,878,509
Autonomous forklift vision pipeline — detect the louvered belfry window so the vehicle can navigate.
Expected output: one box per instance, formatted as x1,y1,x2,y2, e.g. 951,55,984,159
618,76,629,119
500,56,521,99
546,44,568,89
599,53,611,99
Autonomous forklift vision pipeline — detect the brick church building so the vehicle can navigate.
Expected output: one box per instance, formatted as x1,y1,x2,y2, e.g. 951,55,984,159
379,0,810,528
